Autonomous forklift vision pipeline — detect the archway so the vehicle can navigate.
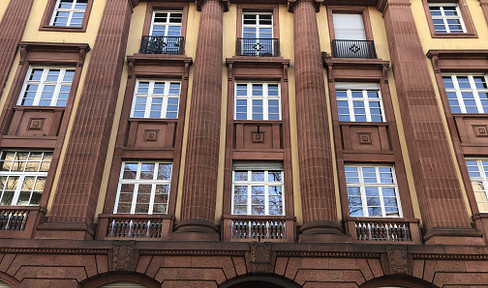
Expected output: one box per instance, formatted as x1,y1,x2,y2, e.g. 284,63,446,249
360,276,439,288
0,280,12,288
80,272,160,288
100,283,148,288
220,275,300,288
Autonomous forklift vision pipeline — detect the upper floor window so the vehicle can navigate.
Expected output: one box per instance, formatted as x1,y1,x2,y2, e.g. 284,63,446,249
232,163,284,216
465,159,488,213
330,12,376,59
0,151,52,206
235,83,280,120
131,80,180,119
332,13,366,40
429,3,466,33
50,0,88,27
335,83,385,122
114,162,172,215
150,10,182,36
345,164,401,217
240,12,274,56
18,67,75,107
442,74,488,113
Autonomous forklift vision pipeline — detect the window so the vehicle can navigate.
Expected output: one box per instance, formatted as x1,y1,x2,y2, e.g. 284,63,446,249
345,165,401,217
332,13,366,40
442,74,488,113
130,80,180,119
18,67,75,107
150,10,182,36
50,0,88,27
0,151,52,206
235,83,280,120
429,3,466,33
114,162,172,215
335,83,385,122
241,12,273,56
465,159,488,212
232,163,284,216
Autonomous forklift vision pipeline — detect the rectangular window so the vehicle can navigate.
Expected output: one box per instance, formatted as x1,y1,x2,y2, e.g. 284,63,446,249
114,162,172,215
232,163,284,216
345,165,401,217
332,13,366,40
429,3,466,33
335,83,385,122
465,159,488,212
442,74,488,113
150,10,183,36
131,80,180,119
235,83,281,120
50,0,88,27
0,151,52,206
18,67,75,107
241,12,273,56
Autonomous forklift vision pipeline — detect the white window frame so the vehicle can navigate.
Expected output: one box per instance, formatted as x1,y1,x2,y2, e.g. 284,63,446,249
345,164,402,218
149,10,183,36
428,3,467,33
130,79,181,119
443,74,488,114
0,151,52,206
49,0,87,27
332,13,367,40
18,67,75,107
465,159,488,212
232,163,284,216
234,82,281,120
242,12,273,39
335,83,386,122
114,162,172,215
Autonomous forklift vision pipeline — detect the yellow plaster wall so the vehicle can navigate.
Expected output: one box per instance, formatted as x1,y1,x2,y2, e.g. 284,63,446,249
22,0,106,45
175,3,200,221
369,7,390,61
0,0,10,22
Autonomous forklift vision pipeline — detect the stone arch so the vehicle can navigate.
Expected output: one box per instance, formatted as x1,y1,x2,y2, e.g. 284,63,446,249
80,272,160,288
0,272,20,288
219,274,301,288
360,276,440,288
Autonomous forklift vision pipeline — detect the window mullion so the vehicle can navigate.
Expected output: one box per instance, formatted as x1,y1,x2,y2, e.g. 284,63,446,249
264,171,269,215
52,69,65,106
453,76,467,113
149,164,159,215
34,69,48,106
348,89,355,122
248,84,253,120
469,76,484,113
12,175,23,205
145,81,154,118
263,84,269,120
247,171,252,215
363,90,372,122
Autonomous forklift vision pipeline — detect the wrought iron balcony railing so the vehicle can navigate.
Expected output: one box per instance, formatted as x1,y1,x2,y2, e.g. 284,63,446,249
332,39,377,59
236,38,280,57
140,36,185,55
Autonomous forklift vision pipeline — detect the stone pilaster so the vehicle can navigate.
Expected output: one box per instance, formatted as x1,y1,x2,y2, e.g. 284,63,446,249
39,0,134,239
479,0,488,24
378,0,483,245
172,0,228,240
0,0,35,99
289,0,345,241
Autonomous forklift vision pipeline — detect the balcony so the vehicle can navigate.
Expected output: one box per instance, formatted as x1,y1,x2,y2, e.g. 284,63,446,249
345,217,421,244
0,206,46,238
236,38,280,57
332,39,377,59
140,36,185,55
97,214,172,240
222,215,295,242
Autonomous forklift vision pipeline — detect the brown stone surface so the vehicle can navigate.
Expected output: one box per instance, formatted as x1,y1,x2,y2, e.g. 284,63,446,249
0,0,34,100
47,0,133,234
291,0,340,237
380,0,477,238
177,0,227,234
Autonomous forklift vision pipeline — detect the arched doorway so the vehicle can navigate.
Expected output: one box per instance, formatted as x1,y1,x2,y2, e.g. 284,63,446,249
100,283,148,288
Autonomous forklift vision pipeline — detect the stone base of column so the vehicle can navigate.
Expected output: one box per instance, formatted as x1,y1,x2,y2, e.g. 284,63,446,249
169,219,220,241
298,220,351,243
35,222,94,240
423,227,484,245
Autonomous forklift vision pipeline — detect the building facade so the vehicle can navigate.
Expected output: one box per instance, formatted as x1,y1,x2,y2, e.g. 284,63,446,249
0,0,488,287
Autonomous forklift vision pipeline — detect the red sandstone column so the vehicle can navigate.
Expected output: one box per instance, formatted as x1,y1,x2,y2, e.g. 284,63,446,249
0,0,35,99
40,0,135,239
289,0,344,241
479,0,488,23
172,0,227,239
379,0,483,245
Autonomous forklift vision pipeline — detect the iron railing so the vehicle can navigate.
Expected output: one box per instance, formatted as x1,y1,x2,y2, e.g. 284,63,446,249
236,38,279,57
140,36,185,55
332,39,377,59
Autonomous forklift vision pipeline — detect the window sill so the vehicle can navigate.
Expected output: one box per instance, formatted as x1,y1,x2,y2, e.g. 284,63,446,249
39,25,87,33
432,32,478,39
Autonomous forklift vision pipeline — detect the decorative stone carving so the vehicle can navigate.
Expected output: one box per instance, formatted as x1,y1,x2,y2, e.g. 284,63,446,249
473,125,488,137
112,241,136,271
247,242,273,274
28,118,44,130
380,245,411,275
358,132,372,145
144,129,158,142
